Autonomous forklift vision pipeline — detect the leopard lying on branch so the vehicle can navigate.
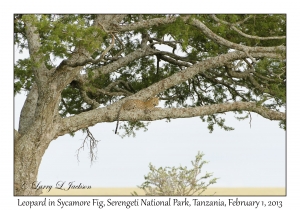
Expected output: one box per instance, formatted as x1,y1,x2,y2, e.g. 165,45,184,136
115,97,159,134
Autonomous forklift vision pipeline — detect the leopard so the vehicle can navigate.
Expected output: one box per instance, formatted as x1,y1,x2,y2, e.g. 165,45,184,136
115,97,159,134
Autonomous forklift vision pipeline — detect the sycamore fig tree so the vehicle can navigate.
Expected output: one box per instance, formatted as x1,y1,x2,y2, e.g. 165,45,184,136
14,14,286,195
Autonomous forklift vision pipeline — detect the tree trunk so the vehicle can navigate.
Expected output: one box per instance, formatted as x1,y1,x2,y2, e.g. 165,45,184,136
14,132,49,195
14,88,61,195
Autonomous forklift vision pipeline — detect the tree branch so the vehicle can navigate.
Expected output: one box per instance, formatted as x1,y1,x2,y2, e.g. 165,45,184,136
160,55,192,67
80,89,100,109
23,15,49,88
57,33,116,69
52,16,126,91
18,83,38,135
84,85,132,97
57,101,285,137
225,64,280,97
77,46,158,83
95,14,127,32
189,19,286,53
134,51,284,99
119,16,179,32
210,15,286,40
158,51,197,64
57,50,284,137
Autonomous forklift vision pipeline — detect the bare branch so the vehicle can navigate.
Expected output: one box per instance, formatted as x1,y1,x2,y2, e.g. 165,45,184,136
76,128,100,165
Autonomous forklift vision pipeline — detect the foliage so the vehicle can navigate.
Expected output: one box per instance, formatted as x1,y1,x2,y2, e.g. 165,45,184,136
14,14,286,136
131,151,217,196
116,121,150,138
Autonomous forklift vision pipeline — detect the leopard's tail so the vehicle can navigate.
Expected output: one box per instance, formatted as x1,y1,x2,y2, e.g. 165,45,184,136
115,107,122,134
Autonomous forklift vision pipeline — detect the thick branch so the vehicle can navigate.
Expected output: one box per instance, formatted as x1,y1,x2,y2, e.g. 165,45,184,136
23,16,48,88
134,51,284,99
18,83,38,135
57,101,285,137
156,102,285,121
